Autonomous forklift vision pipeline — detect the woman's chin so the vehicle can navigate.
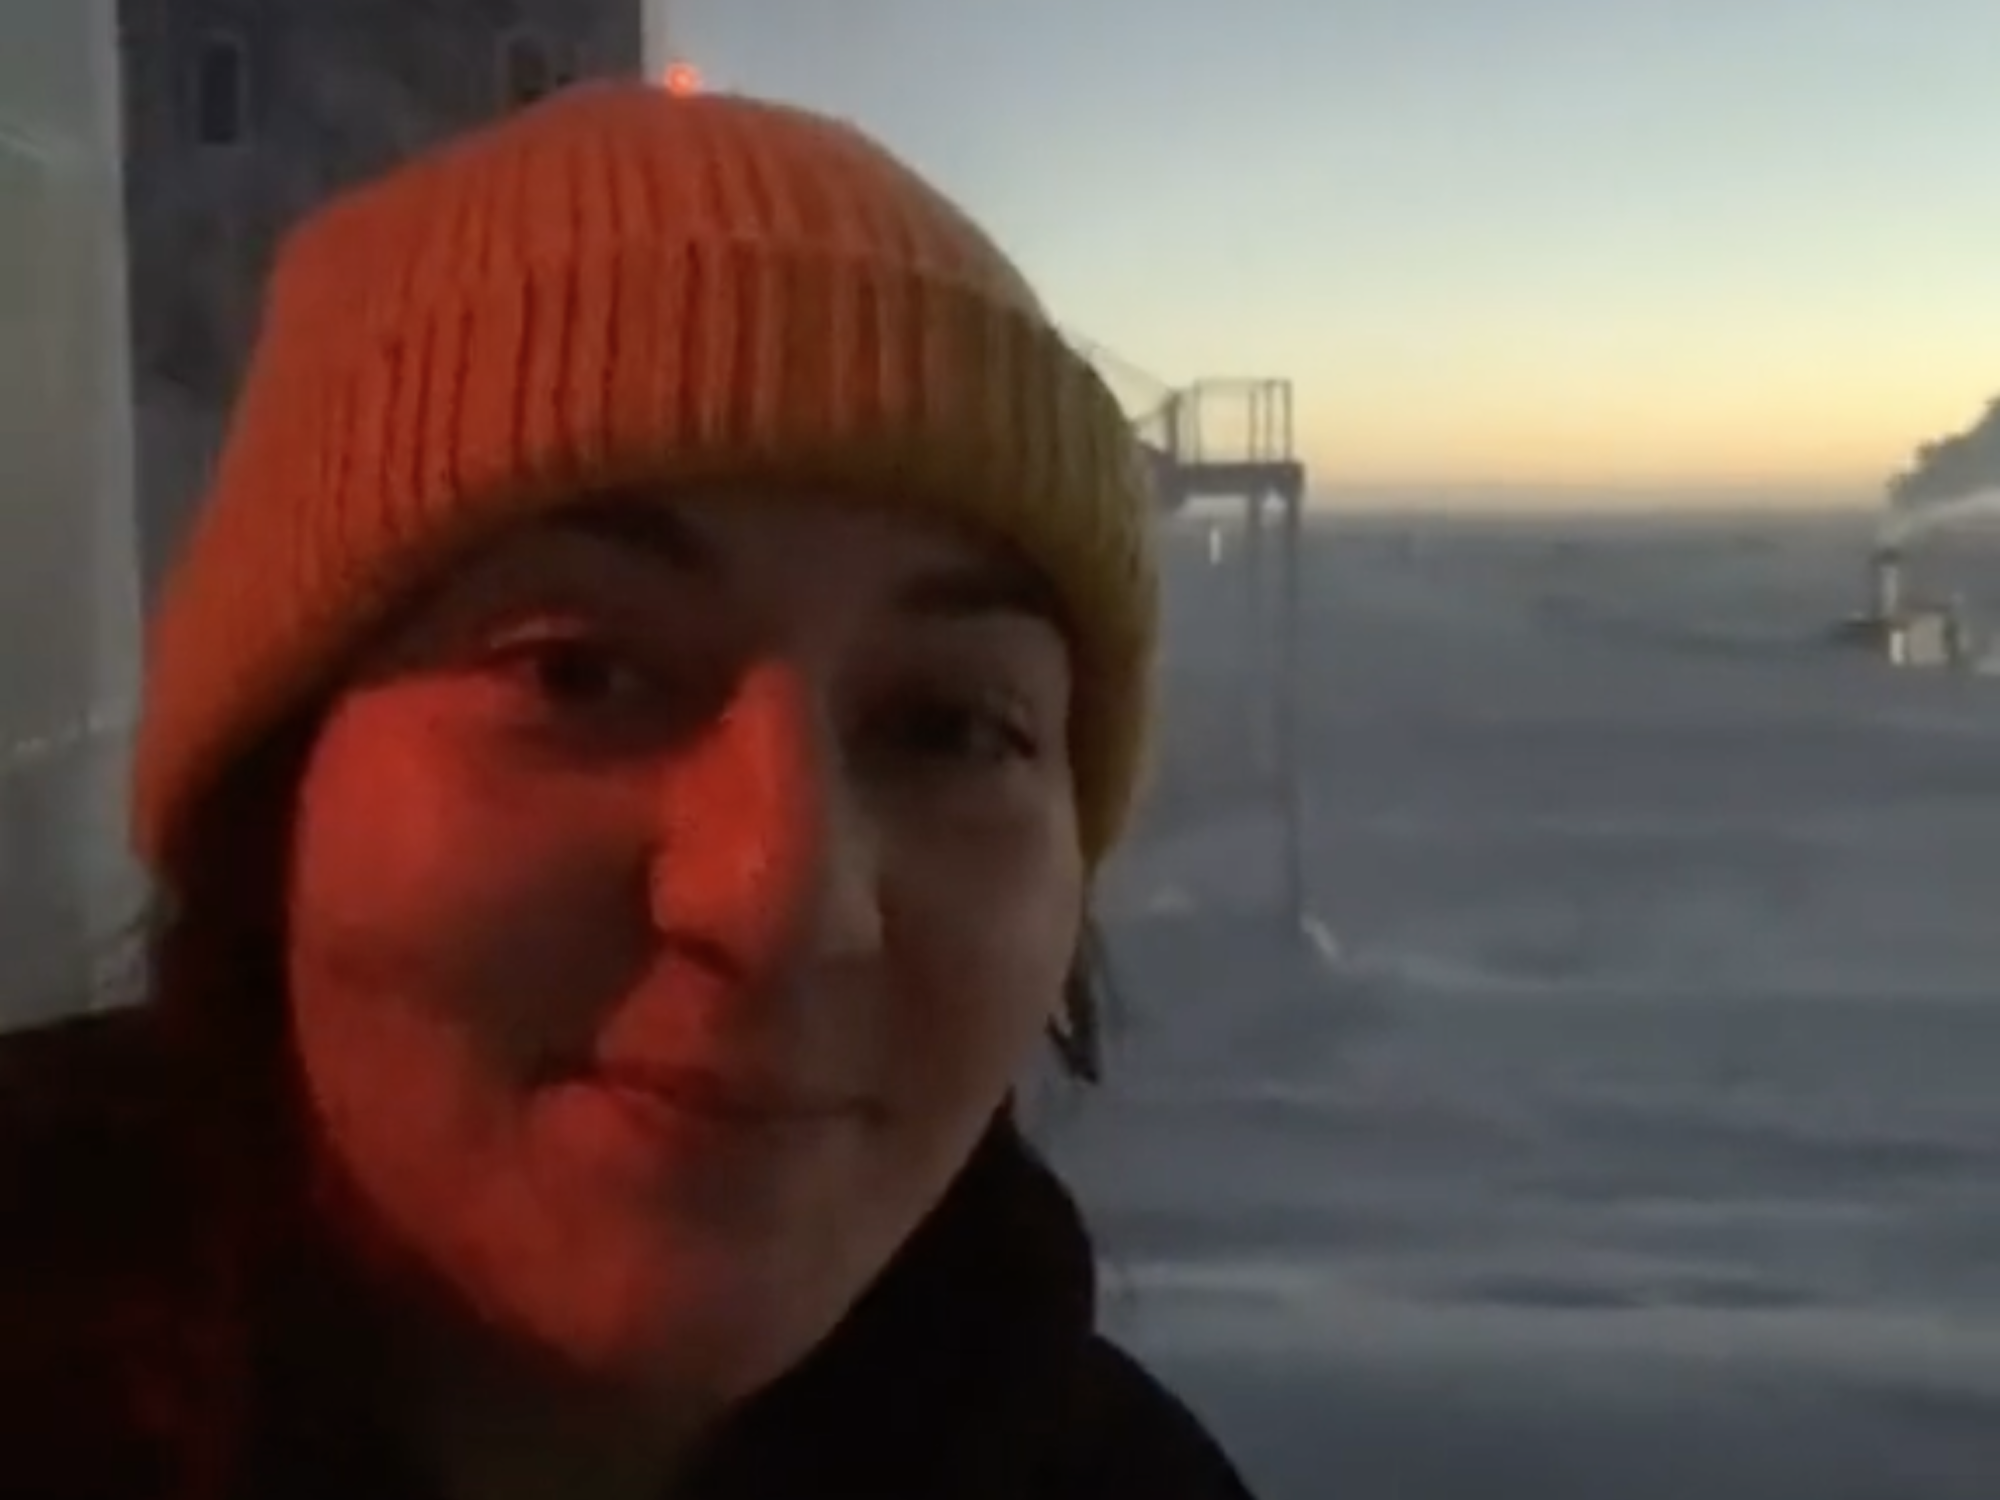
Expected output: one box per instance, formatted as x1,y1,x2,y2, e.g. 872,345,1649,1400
492,1225,843,1400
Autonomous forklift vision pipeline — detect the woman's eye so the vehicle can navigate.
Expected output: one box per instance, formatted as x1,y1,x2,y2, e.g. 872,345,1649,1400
515,637,642,708
889,695,1038,768
478,628,667,728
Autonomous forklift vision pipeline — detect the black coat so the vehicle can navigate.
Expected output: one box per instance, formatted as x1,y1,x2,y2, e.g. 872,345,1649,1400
0,1008,1256,1500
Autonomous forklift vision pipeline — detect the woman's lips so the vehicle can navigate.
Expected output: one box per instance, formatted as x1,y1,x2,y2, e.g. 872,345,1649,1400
589,1061,865,1129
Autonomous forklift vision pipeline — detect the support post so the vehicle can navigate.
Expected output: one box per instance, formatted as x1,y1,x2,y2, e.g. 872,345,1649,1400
1241,490,1270,778
1278,482,1305,927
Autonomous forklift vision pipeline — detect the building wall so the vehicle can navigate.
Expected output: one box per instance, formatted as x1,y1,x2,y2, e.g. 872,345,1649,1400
118,0,644,592
0,0,145,1025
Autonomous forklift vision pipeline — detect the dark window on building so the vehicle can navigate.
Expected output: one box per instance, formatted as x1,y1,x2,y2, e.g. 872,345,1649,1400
194,34,249,146
501,31,555,107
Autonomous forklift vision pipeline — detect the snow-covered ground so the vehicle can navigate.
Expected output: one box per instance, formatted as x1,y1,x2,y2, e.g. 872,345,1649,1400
8,503,1997,1493
1050,511,2000,1498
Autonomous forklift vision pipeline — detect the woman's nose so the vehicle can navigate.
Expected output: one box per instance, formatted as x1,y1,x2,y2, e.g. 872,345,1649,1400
646,662,883,974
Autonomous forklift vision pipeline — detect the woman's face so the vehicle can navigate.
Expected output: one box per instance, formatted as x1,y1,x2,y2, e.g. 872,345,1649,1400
285,493,1084,1404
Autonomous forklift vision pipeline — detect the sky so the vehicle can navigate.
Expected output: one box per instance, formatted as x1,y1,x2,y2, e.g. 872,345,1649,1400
657,0,2000,505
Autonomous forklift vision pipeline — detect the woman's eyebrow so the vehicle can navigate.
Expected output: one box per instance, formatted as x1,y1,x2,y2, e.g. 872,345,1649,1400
553,503,714,575
892,558,1064,631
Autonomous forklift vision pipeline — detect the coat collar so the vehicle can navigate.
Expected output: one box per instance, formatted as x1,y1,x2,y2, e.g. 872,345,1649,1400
241,1119,1097,1499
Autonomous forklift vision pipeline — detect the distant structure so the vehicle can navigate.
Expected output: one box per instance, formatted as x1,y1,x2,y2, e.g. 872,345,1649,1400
1152,376,1320,936
1070,337,1313,930
115,0,644,595
1137,377,1309,919
1829,540,1975,669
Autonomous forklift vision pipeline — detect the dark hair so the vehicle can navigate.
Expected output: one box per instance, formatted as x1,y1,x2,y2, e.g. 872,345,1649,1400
146,723,306,1152
1053,920,1116,1083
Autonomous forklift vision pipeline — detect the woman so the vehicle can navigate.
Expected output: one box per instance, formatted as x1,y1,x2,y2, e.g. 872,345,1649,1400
0,84,1255,1499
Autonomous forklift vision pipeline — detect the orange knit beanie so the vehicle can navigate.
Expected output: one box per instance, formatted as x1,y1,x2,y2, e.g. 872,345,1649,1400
130,82,1158,879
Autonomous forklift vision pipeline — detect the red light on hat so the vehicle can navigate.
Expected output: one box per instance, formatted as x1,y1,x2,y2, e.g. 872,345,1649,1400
663,61,702,97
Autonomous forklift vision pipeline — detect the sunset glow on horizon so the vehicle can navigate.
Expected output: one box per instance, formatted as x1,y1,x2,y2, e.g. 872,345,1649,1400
661,0,2000,501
